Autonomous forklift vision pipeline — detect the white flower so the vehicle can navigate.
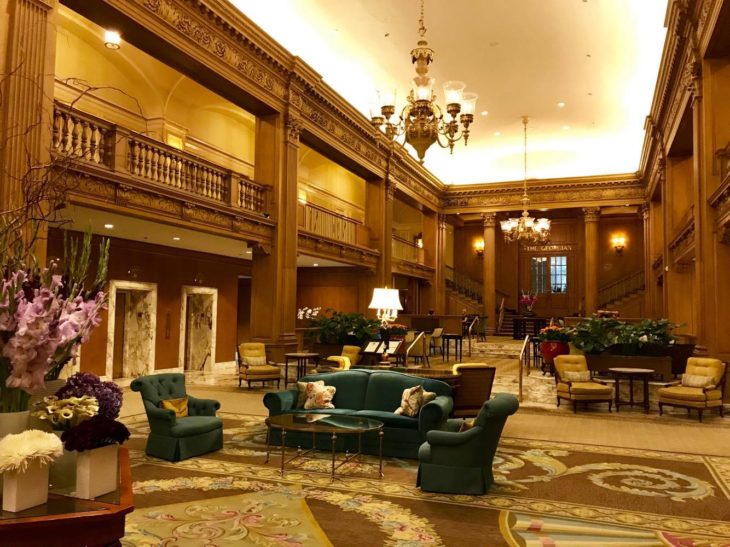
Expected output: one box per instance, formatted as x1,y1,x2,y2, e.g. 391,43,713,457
638,335,648,343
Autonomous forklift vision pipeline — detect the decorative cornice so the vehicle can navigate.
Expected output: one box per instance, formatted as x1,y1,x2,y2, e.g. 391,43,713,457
285,115,302,144
385,177,398,201
296,232,380,269
392,259,435,281
442,175,642,212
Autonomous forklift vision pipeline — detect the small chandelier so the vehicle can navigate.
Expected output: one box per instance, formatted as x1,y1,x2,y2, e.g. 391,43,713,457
370,0,477,164
500,117,551,243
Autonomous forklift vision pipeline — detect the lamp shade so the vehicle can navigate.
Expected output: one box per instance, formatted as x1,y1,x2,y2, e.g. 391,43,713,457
460,92,478,115
443,80,465,105
368,288,403,311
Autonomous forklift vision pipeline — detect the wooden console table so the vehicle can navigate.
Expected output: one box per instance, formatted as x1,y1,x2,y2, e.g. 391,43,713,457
0,447,134,546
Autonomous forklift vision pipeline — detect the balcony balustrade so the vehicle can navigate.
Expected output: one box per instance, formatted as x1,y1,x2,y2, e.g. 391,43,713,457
52,101,266,214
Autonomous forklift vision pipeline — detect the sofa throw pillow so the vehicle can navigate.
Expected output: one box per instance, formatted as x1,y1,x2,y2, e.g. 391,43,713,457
159,396,188,418
303,383,336,410
244,355,267,366
458,418,476,432
297,380,325,408
394,385,437,417
564,370,591,383
681,374,713,388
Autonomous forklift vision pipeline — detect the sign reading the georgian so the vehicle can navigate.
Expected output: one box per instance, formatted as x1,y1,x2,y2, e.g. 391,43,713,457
522,244,574,252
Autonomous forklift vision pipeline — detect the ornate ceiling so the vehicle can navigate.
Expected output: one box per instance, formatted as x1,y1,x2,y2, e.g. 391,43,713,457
231,0,667,185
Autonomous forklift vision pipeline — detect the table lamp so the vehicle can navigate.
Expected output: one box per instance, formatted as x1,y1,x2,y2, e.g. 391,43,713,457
368,288,403,358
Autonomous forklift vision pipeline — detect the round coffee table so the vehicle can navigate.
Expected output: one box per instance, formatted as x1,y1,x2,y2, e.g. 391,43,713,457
608,367,655,414
265,413,384,479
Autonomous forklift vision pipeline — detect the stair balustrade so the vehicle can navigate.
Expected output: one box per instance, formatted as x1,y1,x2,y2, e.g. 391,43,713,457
302,202,358,245
598,270,645,308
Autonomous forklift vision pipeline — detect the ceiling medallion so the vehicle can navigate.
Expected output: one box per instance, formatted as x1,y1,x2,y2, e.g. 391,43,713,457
500,117,551,244
369,0,477,164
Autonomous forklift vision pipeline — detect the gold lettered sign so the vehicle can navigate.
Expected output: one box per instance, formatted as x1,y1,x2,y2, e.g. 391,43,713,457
522,244,574,252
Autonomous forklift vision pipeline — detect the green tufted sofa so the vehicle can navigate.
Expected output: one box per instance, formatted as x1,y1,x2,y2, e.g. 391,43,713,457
417,393,519,494
263,369,453,459
131,373,223,461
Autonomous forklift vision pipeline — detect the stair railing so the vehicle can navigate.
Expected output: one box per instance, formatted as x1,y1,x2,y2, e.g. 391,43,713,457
598,270,645,308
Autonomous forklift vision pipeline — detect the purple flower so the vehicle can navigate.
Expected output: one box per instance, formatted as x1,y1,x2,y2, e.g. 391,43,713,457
61,415,130,452
56,372,122,420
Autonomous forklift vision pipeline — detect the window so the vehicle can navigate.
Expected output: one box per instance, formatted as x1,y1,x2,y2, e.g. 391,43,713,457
530,255,568,294
530,257,548,294
550,256,568,293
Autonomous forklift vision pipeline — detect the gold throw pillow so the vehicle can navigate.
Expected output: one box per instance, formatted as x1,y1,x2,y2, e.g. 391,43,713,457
159,396,188,418
458,418,476,432
681,374,713,388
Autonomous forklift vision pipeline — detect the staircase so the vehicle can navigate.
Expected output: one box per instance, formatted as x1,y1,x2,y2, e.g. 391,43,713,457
445,266,482,304
598,271,645,309
496,309,518,337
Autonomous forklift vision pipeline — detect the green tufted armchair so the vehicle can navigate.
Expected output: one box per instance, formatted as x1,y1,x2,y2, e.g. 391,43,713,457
417,393,519,495
130,373,223,461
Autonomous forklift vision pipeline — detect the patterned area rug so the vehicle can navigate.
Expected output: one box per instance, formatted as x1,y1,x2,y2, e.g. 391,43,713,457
122,413,730,546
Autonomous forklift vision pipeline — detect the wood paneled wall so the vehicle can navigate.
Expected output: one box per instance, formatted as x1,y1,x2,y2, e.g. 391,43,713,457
47,230,250,375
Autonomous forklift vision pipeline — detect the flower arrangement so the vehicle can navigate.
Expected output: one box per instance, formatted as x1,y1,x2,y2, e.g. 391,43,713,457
537,325,572,343
297,306,321,320
56,372,123,420
0,430,63,474
385,323,408,336
61,415,130,452
0,230,109,412
518,291,538,312
31,395,99,431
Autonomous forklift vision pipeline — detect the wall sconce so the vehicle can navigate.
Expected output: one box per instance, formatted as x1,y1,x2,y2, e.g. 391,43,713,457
414,232,424,249
474,238,485,257
611,234,626,255
104,30,122,49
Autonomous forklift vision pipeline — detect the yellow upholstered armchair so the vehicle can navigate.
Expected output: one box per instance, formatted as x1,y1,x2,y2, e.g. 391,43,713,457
323,345,362,371
658,357,726,422
236,343,281,389
554,355,614,413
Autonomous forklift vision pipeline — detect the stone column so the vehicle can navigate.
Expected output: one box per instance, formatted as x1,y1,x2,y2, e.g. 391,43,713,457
482,213,497,332
0,0,58,261
250,113,299,361
583,207,601,315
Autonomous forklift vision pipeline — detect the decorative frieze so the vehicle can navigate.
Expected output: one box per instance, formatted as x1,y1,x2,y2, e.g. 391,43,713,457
392,259,435,281
297,232,379,270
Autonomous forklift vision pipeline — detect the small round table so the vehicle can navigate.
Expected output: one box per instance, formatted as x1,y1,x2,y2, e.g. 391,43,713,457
608,367,654,414
284,352,320,386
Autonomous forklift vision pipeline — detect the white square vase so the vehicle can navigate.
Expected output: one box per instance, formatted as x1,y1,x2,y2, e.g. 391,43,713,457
75,444,118,499
3,459,50,512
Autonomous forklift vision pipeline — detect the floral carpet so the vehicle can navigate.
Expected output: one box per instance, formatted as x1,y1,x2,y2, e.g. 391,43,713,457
121,412,730,546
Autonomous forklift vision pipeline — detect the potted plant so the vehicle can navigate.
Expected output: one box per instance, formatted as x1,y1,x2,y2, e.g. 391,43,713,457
304,309,380,357
0,231,109,437
0,430,63,512
537,325,572,367
518,291,538,316
62,415,130,499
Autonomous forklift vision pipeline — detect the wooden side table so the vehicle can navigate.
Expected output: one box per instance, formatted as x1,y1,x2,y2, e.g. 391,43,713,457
284,352,320,385
442,333,463,363
0,447,133,546
609,367,654,414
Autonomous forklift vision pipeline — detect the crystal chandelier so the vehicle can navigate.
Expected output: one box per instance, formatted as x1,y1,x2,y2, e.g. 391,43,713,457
369,0,477,164
500,117,551,243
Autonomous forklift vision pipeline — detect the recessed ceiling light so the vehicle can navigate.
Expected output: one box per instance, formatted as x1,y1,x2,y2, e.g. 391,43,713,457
557,102,566,108
562,125,570,130
480,111,488,116
494,131,501,136
313,263,319,267
103,223,114,229
172,236,181,241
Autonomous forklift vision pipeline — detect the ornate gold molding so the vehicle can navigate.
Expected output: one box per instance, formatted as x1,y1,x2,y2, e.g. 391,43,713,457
297,232,379,269
668,212,696,264
443,175,642,212
392,259,435,281
582,207,601,222
482,212,497,228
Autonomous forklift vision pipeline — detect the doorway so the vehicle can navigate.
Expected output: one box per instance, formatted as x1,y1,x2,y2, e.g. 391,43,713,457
179,286,217,372
105,281,157,379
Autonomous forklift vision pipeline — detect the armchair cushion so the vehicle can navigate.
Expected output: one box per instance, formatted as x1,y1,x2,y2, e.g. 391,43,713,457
681,374,713,388
554,354,589,379
159,397,188,418
244,355,267,366
557,381,612,396
658,385,722,402
685,357,725,385
564,370,591,383
325,356,351,370
170,416,223,438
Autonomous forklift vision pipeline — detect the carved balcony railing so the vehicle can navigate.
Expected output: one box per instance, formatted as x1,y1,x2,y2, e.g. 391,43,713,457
301,202,359,245
392,234,420,263
52,101,266,215
598,270,645,307
445,266,483,303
